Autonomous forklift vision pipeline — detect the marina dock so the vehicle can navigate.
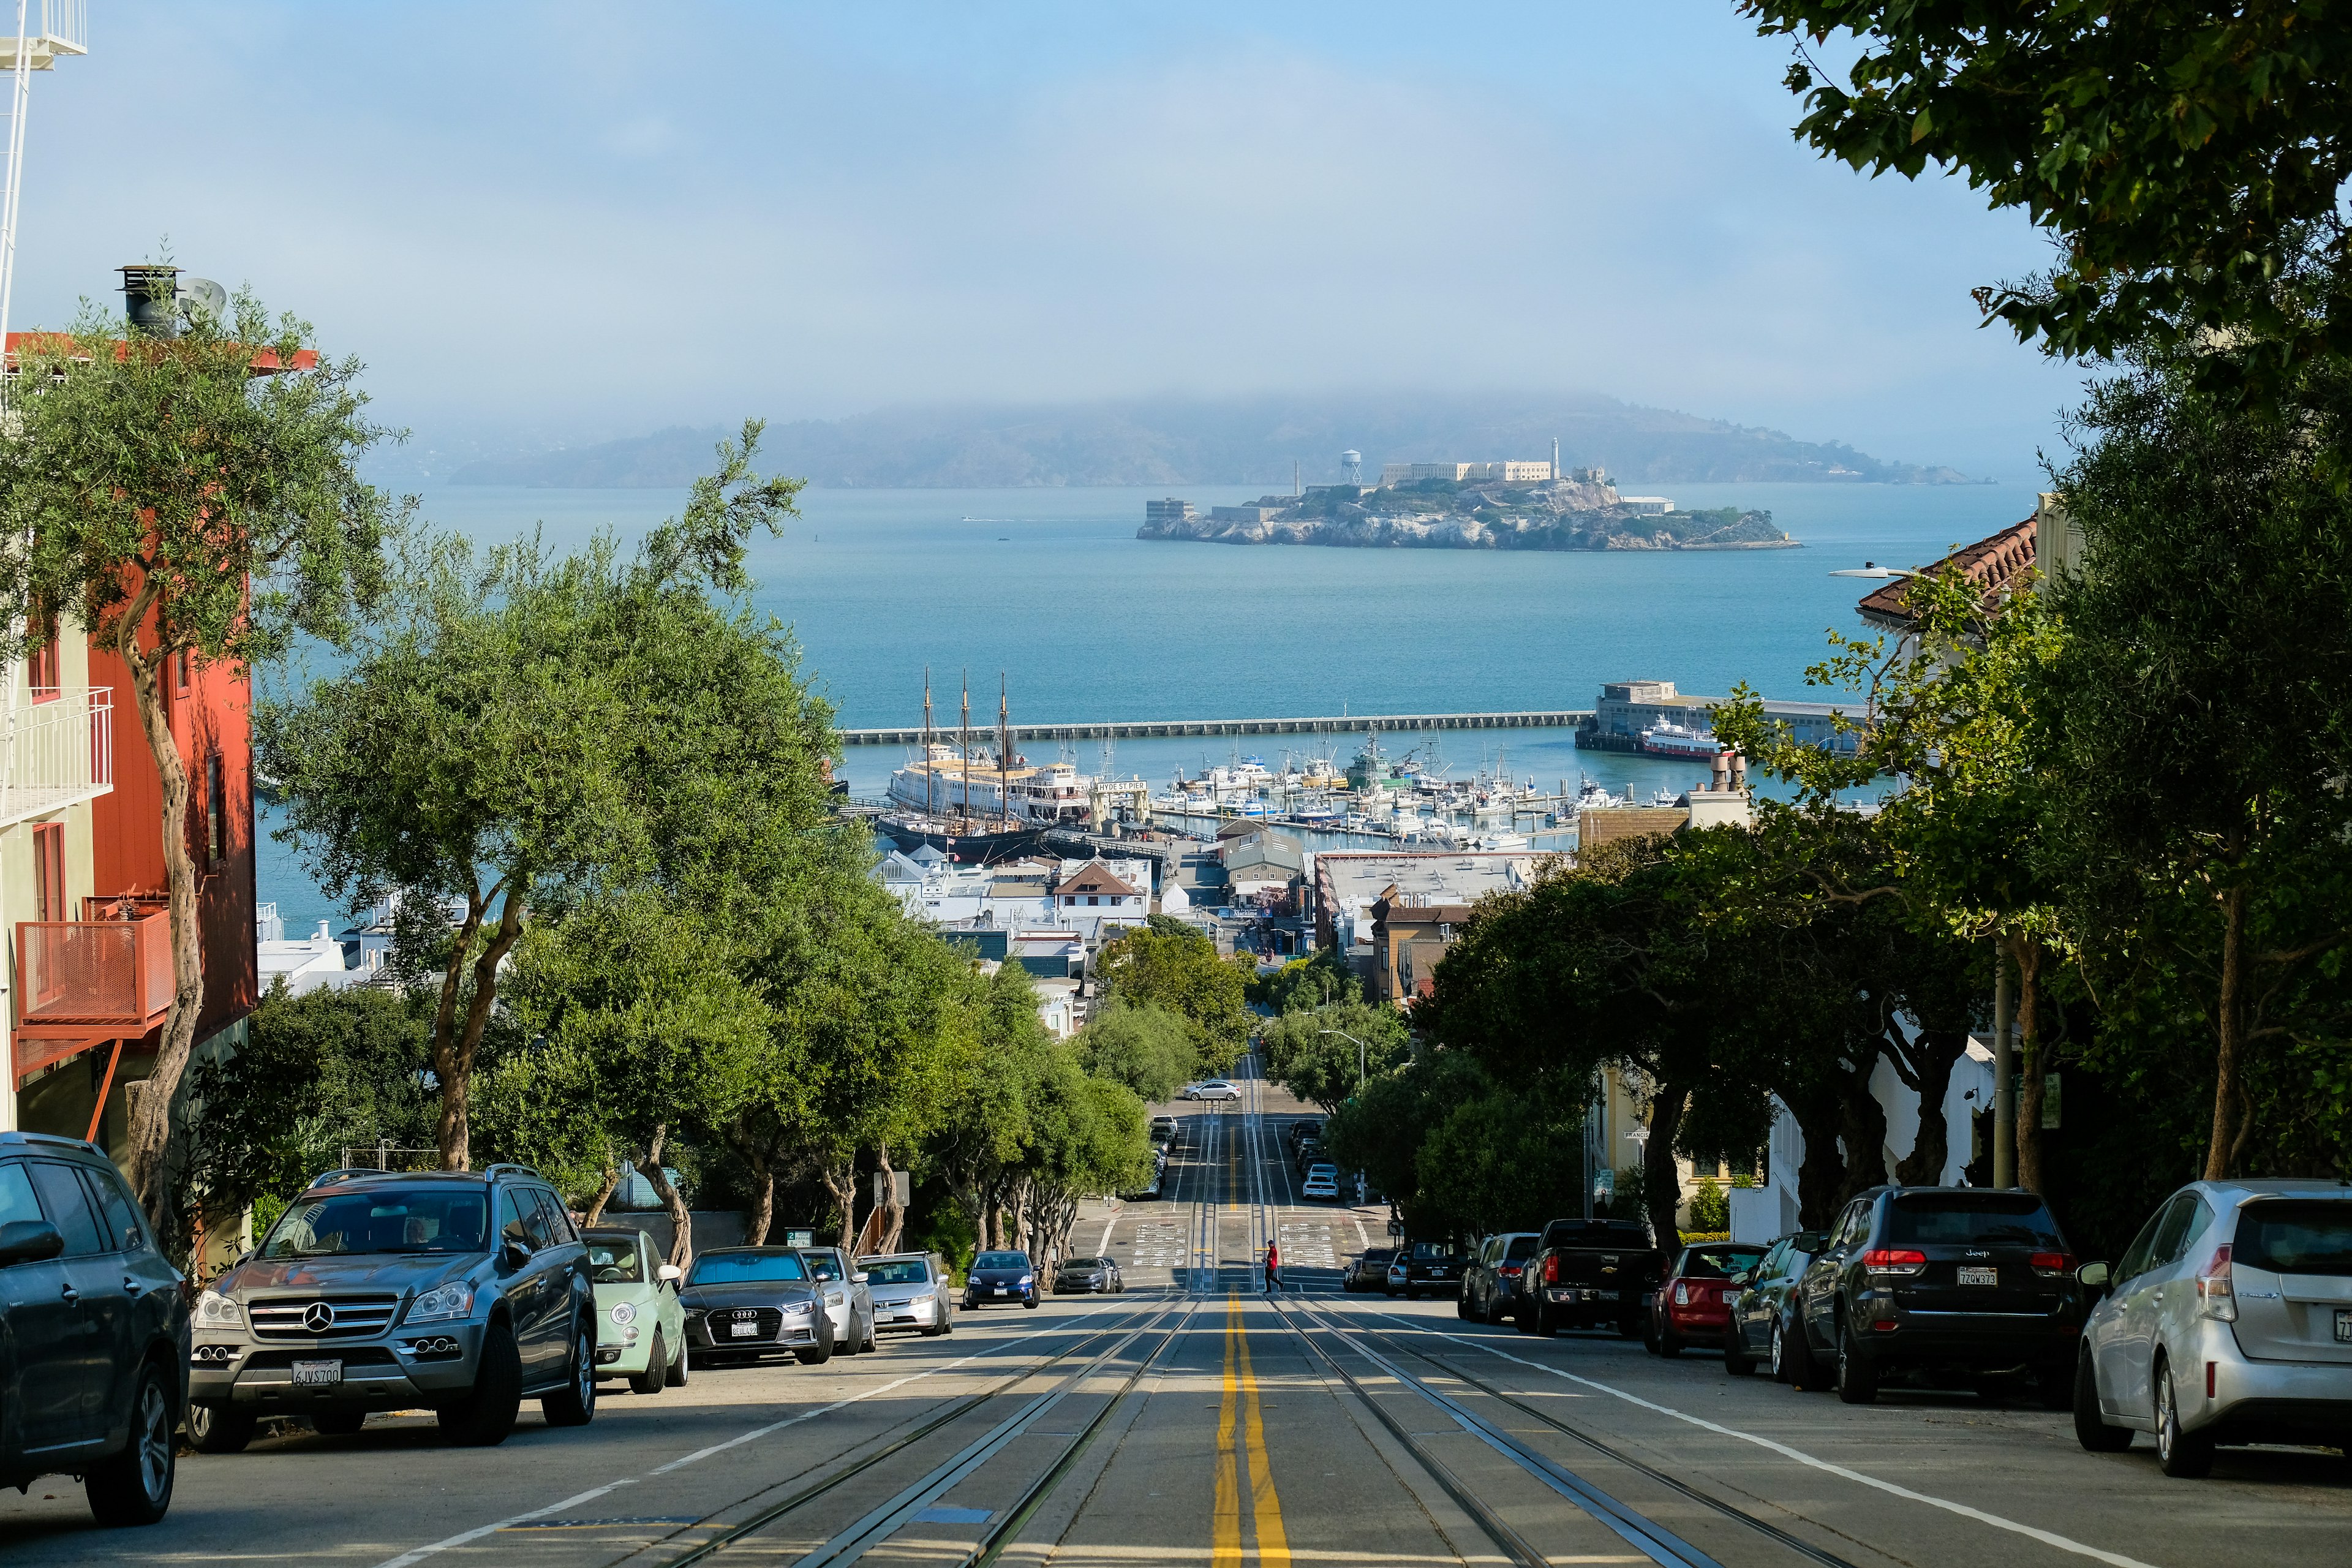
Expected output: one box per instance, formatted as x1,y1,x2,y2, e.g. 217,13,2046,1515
837,707,1594,746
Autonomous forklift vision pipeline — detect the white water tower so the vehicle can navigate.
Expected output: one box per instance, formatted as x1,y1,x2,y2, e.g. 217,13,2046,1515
1340,448,1362,485
0,0,89,407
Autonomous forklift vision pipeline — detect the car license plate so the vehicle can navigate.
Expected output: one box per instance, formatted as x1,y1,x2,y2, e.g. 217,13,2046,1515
292,1359,342,1387
2336,1308,2351,1344
1958,1267,1998,1286
729,1321,760,1338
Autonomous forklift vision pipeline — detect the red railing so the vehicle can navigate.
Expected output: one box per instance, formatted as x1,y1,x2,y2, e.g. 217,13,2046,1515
13,910,172,1080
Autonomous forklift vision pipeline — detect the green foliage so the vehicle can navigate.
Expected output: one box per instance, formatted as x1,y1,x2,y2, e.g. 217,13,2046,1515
1094,916,1254,1073
1412,1077,1594,1239
1258,1000,1408,1113
1740,3,2352,396
1248,948,1357,1012
185,983,436,1223
258,422,833,1168
1321,1047,1491,1235
1072,1003,1196,1105
1687,1178,1729,1235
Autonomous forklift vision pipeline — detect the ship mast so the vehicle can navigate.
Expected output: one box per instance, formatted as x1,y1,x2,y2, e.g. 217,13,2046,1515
998,674,1011,829
959,672,970,824
922,669,934,818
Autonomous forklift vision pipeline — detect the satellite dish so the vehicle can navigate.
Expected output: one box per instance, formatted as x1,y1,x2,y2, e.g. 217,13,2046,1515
177,277,228,323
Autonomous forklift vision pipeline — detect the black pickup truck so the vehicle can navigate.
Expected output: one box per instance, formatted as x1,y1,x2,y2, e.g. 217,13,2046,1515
1517,1218,1665,1337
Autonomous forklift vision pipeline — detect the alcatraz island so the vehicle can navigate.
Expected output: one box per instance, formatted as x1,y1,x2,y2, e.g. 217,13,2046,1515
1137,454,1795,552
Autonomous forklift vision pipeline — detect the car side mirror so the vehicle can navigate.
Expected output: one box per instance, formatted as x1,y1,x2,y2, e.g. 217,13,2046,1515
658,1263,684,1284
853,1272,870,1284
2078,1261,2109,1288
499,1238,534,1268
0,1219,63,1267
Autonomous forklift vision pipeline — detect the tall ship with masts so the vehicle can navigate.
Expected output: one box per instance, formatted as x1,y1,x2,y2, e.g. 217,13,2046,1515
877,674,1152,859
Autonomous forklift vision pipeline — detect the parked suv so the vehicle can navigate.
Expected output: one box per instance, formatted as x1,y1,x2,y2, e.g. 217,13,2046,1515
1793,1186,2088,1406
0,1132,187,1526
2075,1178,2352,1476
189,1164,596,1450
1461,1232,1540,1324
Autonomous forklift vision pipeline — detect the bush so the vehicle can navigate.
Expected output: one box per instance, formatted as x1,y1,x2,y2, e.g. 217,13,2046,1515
1687,1177,1729,1234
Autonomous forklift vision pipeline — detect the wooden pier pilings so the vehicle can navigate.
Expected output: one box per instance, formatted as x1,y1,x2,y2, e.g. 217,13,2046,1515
837,709,1595,747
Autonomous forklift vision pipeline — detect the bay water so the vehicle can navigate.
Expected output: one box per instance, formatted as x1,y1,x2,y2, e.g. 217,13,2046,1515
257,479,2045,933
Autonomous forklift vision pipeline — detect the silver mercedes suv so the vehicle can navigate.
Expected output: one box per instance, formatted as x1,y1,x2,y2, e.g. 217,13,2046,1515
188,1164,595,1449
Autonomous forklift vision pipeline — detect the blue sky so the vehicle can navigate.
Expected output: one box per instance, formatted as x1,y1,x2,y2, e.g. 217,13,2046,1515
12,2,2079,480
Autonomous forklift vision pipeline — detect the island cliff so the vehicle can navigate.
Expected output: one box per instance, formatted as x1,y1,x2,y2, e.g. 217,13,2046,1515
1136,475,1796,552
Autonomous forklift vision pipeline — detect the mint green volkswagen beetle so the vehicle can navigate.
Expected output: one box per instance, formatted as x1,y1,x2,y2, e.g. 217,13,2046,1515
583,1227,688,1393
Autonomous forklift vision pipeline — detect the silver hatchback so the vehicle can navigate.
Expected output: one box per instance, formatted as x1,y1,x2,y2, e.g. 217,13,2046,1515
2076,1178,2352,1476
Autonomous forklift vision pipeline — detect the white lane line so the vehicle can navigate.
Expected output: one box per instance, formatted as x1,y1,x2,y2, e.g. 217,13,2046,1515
1352,1215,1370,1250
1420,1324,2164,1568
366,1311,1115,1568
1095,1213,1117,1256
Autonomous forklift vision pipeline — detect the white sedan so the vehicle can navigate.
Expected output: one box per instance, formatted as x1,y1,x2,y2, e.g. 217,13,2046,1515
1183,1080,1239,1101
1302,1171,1340,1201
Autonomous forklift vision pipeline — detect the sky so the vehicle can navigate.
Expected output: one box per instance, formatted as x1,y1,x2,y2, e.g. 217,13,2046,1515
7,1,2082,481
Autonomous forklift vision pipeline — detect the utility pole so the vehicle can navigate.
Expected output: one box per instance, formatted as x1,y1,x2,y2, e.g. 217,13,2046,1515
1992,946,2015,1188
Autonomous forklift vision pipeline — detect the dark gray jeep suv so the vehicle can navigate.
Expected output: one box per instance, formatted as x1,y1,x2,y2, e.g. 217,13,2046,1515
0,1131,187,1526
189,1164,595,1449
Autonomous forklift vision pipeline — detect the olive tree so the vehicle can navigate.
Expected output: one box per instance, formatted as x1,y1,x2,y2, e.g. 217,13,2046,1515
0,285,401,1229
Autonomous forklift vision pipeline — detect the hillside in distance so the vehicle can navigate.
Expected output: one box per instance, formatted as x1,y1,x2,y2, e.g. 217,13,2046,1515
450,393,1977,489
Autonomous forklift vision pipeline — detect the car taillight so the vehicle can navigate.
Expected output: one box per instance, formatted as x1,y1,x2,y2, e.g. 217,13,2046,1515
1673,1282,1688,1305
1544,1256,1558,1284
2195,1245,2236,1322
2029,1251,2073,1278
1498,1264,1521,1276
1860,1249,1927,1276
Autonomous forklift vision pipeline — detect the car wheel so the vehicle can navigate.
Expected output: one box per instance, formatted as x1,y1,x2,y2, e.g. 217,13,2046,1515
311,1408,366,1436
1023,1293,1039,1309
2073,1347,2132,1452
187,1401,255,1455
1534,1302,1559,1338
665,1335,689,1388
862,1314,878,1353
797,1314,837,1365
1833,1322,1878,1405
1780,1313,1823,1391
1515,1302,1538,1335
439,1318,524,1446
86,1363,175,1527
1657,1323,1683,1358
1456,1288,1472,1321
2155,1358,2213,1478
1724,1325,1755,1376
837,1315,862,1355
631,1332,669,1394
1642,1310,1660,1354
541,1322,598,1427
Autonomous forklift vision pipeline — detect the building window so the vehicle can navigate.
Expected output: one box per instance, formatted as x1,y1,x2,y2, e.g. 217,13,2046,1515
27,616,58,699
206,754,225,865
32,822,64,922
1088,895,1099,906
175,647,191,694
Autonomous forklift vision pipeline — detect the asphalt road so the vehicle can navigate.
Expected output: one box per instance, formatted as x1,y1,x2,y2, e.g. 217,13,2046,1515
3,1055,2346,1566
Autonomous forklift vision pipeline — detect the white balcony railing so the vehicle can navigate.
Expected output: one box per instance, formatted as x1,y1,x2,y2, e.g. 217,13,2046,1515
0,686,112,829
0,1,88,69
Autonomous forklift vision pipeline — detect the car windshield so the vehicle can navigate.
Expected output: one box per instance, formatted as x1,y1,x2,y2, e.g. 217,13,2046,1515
1884,1194,2064,1248
1410,1242,1454,1259
1679,1245,1765,1280
584,1235,645,1282
1504,1235,1539,1261
862,1259,930,1286
688,1251,809,1285
974,1251,1031,1270
2234,1200,2352,1276
799,1252,842,1281
259,1188,489,1259
1362,1250,1393,1265
1058,1259,1102,1273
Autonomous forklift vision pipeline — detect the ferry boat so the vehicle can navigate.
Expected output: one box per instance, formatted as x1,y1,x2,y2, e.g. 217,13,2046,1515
1638,721,1727,762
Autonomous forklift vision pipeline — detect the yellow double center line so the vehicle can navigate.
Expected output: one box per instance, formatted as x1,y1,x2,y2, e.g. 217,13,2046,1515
1212,1293,1289,1566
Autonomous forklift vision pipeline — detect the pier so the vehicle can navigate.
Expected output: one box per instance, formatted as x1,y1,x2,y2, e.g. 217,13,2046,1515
837,708,1594,747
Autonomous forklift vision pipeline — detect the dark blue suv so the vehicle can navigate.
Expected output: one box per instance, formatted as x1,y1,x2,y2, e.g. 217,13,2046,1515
0,1131,187,1526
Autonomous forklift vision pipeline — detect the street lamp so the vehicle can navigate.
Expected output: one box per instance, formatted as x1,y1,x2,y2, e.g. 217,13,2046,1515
1318,1028,1370,1093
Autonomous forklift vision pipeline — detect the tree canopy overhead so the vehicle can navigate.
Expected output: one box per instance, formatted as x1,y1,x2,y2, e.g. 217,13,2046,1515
1741,2,2352,394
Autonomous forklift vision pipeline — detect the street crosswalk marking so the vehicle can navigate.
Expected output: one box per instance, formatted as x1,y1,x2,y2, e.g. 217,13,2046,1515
1276,1219,1336,1267
1126,1221,1185,1270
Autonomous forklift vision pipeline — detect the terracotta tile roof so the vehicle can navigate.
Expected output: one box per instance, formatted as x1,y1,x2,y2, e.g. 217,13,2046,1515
1855,517,2037,629
1052,860,1140,899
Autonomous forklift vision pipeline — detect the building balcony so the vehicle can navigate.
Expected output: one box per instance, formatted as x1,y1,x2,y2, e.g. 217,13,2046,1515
13,910,171,1080
0,687,113,831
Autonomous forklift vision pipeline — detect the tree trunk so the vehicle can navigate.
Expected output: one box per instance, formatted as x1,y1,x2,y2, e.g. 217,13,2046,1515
744,1153,775,1247
819,1159,859,1252
1893,1028,1969,1187
876,1141,906,1254
115,617,203,1243
1836,1052,1891,1203
1642,1082,1689,1254
582,1153,624,1226
2205,884,2248,1180
2013,940,2046,1193
639,1124,694,1271
432,881,526,1170
1783,1082,1847,1230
